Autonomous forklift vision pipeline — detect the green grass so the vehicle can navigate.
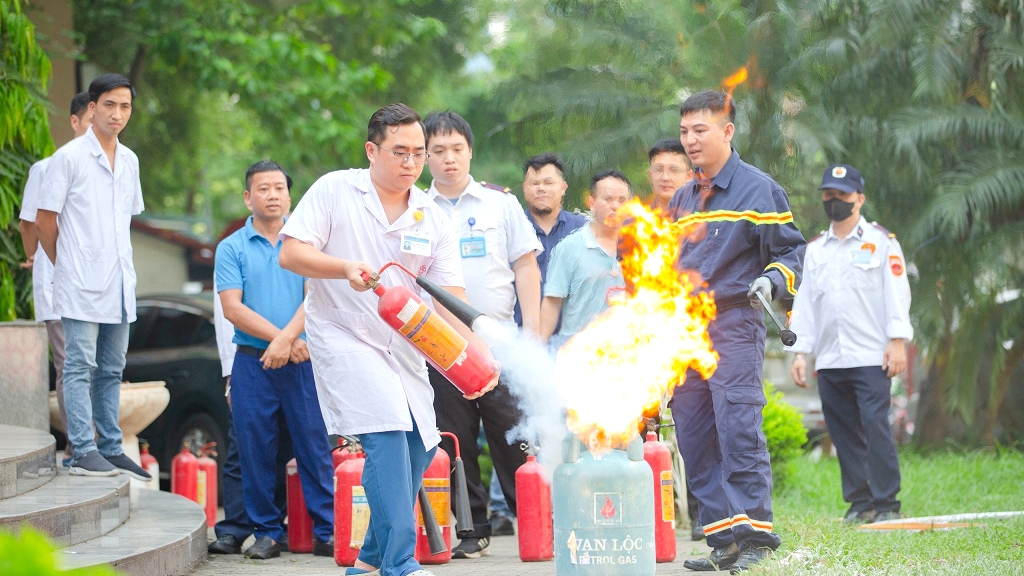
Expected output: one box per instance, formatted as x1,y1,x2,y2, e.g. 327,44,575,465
718,449,1024,575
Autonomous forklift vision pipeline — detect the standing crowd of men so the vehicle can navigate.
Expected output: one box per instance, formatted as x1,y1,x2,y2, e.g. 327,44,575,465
20,75,912,576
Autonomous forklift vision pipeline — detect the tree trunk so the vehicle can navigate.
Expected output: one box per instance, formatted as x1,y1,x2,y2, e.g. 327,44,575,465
915,335,953,446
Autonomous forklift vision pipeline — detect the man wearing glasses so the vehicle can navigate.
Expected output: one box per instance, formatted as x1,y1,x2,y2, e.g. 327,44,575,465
279,103,499,576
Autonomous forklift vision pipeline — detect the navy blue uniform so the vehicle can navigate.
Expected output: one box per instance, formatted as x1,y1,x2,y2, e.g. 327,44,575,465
667,150,805,551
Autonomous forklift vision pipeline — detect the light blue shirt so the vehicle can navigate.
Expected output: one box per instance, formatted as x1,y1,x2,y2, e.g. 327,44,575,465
215,216,306,349
544,224,625,344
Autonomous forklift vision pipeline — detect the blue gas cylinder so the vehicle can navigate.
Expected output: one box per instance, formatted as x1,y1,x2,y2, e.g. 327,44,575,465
552,436,656,575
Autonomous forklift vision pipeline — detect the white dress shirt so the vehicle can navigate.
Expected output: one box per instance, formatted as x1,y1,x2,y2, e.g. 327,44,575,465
18,157,58,322
212,281,237,378
787,216,913,369
280,169,464,450
427,177,542,328
37,127,144,324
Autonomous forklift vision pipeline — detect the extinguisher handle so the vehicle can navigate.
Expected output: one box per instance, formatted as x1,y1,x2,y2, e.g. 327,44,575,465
418,486,447,555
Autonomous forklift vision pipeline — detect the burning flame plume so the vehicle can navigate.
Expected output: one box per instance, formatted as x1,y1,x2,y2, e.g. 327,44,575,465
553,201,718,448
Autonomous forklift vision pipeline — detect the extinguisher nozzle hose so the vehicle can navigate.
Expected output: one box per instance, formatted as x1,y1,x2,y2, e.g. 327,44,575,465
418,486,447,555
415,276,483,329
453,459,474,538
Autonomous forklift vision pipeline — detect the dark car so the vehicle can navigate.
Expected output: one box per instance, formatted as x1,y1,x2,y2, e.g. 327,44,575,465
124,293,229,488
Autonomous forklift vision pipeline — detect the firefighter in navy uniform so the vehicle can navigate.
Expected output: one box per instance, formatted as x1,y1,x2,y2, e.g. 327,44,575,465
666,90,806,574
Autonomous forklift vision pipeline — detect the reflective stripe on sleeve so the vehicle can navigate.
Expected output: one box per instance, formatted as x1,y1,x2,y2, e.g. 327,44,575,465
765,262,797,296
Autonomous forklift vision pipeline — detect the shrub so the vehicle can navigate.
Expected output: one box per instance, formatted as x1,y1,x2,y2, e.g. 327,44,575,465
0,526,116,575
763,381,807,489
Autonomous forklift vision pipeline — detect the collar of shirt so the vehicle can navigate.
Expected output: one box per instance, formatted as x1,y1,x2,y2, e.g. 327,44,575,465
823,216,870,243
693,148,740,193
242,215,288,245
426,176,486,205
84,126,130,173
581,224,614,257
528,207,571,237
352,169,432,231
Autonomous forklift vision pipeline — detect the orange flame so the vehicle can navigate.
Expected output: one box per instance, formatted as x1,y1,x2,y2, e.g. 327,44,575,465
554,201,718,448
722,67,749,91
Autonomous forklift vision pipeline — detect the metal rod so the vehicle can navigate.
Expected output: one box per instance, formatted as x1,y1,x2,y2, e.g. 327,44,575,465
755,291,797,346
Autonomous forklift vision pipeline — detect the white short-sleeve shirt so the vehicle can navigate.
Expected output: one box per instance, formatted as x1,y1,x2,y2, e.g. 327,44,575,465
18,157,58,322
280,168,464,450
427,177,542,327
212,281,237,378
37,127,144,324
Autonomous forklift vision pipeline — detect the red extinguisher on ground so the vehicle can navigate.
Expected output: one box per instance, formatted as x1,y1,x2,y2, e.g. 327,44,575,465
644,430,677,562
333,436,360,470
287,458,315,553
415,443,452,564
197,442,219,527
361,267,496,396
139,439,159,490
334,445,367,567
516,444,553,561
171,443,198,502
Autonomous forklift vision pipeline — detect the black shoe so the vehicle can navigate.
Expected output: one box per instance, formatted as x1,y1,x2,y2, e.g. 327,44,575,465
872,510,904,523
452,537,490,559
104,453,153,481
313,537,334,557
489,515,515,536
730,546,773,574
683,542,740,571
843,508,876,525
278,531,289,552
244,536,282,560
68,451,119,477
208,534,243,555
690,518,705,541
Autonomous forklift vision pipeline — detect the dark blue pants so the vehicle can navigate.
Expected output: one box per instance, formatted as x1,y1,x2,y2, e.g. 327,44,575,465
214,414,294,541
817,367,901,513
670,305,780,550
231,352,335,542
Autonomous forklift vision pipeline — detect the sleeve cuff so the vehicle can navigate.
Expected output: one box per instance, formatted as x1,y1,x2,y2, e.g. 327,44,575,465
886,322,914,342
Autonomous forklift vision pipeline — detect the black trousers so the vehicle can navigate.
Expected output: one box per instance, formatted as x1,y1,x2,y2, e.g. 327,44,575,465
429,366,526,539
817,366,901,513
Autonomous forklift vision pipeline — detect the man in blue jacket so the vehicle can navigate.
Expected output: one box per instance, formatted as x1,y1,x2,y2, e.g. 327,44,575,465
667,90,806,573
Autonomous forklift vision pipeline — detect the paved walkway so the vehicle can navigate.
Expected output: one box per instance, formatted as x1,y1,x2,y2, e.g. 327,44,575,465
190,529,728,575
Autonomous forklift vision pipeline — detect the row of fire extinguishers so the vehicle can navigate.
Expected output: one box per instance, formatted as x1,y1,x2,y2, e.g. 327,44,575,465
169,441,220,527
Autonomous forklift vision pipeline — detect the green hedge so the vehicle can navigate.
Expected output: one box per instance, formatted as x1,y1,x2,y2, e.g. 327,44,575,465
0,526,116,575
763,381,808,489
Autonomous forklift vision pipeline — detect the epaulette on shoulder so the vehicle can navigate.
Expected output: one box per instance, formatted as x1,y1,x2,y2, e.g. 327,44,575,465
871,221,897,239
809,231,825,243
481,181,511,193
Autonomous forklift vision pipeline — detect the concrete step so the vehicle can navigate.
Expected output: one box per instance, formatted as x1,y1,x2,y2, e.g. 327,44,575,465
58,489,207,576
0,424,57,500
0,472,130,546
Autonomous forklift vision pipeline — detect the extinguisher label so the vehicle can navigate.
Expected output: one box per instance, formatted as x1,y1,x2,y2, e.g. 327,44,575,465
417,478,451,526
397,300,469,371
660,471,675,522
196,470,207,506
350,486,370,548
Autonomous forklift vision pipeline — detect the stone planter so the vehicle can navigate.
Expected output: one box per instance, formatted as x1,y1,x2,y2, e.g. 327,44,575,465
0,321,50,432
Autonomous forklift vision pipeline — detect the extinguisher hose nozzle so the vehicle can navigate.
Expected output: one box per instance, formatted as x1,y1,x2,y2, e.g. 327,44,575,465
415,276,483,329
453,459,474,538
418,486,447,555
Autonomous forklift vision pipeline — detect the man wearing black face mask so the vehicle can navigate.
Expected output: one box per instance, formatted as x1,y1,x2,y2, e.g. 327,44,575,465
787,164,912,526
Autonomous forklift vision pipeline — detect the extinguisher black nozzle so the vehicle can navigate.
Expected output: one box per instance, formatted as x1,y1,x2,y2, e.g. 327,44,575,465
453,459,475,538
418,486,447,555
780,330,798,347
415,276,483,329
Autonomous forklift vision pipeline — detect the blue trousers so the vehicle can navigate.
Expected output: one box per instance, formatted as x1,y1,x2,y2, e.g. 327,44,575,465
817,367,901,513
357,419,436,576
214,415,293,541
231,352,334,542
670,305,780,550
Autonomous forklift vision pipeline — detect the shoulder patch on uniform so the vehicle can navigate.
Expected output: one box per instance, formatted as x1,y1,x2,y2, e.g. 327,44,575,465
480,181,511,193
871,221,896,239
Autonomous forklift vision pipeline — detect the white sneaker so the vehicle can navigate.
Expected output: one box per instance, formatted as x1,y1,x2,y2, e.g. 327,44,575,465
405,571,436,576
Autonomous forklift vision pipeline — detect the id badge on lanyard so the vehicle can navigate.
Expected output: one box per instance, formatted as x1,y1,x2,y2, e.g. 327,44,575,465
459,216,486,258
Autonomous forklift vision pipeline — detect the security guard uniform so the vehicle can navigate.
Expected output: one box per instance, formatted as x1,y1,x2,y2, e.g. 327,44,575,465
667,149,805,552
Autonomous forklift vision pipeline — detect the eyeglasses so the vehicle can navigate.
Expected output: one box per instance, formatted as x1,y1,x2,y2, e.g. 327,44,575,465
375,143,430,165
649,165,688,176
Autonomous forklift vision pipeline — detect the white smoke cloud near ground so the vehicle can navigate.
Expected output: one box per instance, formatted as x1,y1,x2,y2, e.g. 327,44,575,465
472,317,568,474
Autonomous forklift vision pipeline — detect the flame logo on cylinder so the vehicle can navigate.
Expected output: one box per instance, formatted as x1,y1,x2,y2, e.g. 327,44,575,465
601,497,616,518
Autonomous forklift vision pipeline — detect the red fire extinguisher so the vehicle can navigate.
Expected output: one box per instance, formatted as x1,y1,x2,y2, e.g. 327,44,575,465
197,442,219,527
287,458,314,553
171,443,198,502
333,437,359,471
361,267,496,396
644,431,676,562
334,449,367,567
139,439,159,490
516,448,553,561
415,445,451,564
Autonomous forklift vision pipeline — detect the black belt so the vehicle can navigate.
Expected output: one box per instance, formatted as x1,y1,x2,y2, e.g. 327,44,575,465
237,345,266,357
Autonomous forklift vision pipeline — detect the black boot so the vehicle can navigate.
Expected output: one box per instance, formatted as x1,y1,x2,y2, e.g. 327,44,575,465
730,545,774,573
682,542,740,571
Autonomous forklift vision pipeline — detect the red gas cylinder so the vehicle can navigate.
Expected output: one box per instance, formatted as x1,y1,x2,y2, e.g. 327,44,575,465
139,440,159,489
415,447,451,564
171,444,198,501
515,454,553,561
334,452,367,567
333,439,359,471
362,272,495,396
196,443,218,527
643,431,676,562
287,458,315,553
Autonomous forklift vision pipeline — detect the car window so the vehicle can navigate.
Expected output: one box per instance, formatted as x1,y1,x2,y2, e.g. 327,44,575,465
144,307,208,349
128,306,153,351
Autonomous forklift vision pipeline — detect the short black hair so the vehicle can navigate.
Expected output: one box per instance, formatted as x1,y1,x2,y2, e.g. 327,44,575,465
590,169,631,195
680,90,736,125
70,92,90,117
88,73,136,103
523,152,565,177
245,160,292,191
423,110,474,148
367,103,422,145
647,138,686,161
